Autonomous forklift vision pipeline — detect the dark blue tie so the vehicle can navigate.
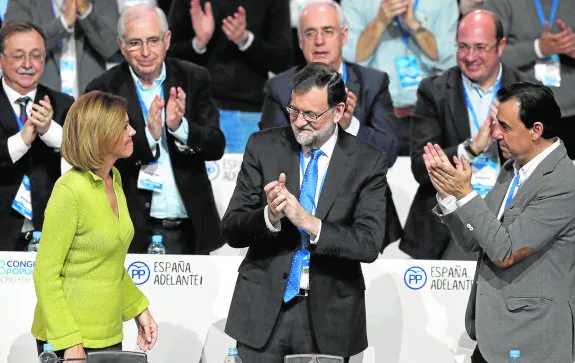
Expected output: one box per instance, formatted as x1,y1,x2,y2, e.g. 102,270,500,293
504,173,520,209
16,96,30,129
283,149,323,303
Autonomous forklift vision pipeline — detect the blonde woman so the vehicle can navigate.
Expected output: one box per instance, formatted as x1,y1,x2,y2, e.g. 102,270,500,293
32,91,158,360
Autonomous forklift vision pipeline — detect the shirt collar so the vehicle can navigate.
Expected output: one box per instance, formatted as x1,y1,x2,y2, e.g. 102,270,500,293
128,62,166,91
301,126,339,159
2,77,37,105
461,62,502,97
87,166,120,184
513,138,561,182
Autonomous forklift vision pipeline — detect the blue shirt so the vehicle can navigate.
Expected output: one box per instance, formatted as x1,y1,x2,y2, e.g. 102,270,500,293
342,0,458,107
129,63,190,219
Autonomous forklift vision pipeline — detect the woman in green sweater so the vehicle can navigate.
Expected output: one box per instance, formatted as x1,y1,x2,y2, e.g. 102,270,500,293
32,91,158,360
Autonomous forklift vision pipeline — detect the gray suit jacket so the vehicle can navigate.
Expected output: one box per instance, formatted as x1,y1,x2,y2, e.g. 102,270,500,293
5,0,119,95
434,142,575,363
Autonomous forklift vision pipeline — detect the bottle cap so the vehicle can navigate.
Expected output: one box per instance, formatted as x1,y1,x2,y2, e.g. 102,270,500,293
228,347,239,355
43,343,54,351
509,350,520,359
32,231,42,239
152,235,163,244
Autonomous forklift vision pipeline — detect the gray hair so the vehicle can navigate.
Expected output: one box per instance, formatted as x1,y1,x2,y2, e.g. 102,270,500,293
297,0,346,38
118,3,169,40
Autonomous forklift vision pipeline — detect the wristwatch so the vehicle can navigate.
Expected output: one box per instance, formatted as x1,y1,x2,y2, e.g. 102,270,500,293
410,21,427,35
463,138,479,157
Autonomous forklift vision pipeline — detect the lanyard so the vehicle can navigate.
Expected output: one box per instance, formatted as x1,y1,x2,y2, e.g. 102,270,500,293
135,84,164,123
13,110,24,131
394,0,420,47
341,64,348,84
299,150,328,216
534,0,559,27
463,78,501,132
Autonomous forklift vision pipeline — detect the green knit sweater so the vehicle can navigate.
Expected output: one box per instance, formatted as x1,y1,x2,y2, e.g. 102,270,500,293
32,167,149,351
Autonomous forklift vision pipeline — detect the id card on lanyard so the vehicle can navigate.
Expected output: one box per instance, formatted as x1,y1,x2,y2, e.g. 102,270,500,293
534,0,561,87
463,79,501,196
10,110,33,220
394,0,422,90
136,86,166,192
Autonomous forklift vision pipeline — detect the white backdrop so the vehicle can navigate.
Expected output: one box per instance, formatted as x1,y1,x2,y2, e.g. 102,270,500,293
0,253,476,363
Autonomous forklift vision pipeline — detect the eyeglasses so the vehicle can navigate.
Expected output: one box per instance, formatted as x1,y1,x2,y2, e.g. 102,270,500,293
286,105,333,123
124,35,165,51
455,42,498,54
1,51,45,63
302,27,339,41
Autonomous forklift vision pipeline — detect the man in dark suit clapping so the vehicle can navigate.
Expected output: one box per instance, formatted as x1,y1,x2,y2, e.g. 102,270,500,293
222,63,388,363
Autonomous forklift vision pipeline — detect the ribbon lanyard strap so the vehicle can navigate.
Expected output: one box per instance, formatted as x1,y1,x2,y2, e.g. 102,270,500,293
463,78,502,132
394,0,420,46
341,64,348,84
535,0,559,27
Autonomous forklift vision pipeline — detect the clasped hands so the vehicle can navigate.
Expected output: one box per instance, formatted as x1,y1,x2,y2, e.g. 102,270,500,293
147,87,186,141
264,173,320,237
21,96,54,146
423,142,474,200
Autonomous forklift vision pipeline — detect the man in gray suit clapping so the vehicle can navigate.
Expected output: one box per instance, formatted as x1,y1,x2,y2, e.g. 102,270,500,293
425,82,575,363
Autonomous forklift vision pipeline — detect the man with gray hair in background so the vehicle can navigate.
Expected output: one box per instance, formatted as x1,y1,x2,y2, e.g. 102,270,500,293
86,4,225,255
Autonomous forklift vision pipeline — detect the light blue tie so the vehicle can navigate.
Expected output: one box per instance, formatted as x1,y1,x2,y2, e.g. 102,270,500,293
504,173,520,209
283,149,323,303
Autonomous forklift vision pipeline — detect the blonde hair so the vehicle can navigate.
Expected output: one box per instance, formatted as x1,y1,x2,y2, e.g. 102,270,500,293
62,91,128,170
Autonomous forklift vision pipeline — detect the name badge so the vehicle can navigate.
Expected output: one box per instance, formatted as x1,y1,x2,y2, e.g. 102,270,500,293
535,54,561,87
471,156,497,197
395,55,422,90
137,162,164,191
12,175,33,220
60,54,77,97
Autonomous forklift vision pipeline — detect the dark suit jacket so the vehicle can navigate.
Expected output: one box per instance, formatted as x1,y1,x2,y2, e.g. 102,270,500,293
0,84,73,251
400,64,534,259
222,126,388,357
259,62,399,165
85,58,225,254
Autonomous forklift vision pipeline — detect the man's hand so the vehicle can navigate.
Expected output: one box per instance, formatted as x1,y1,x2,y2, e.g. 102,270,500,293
401,0,420,31
339,89,357,130
276,186,320,237
20,120,37,146
28,96,53,136
222,6,249,46
538,21,575,56
378,0,407,26
265,173,287,225
63,0,77,27
470,101,498,155
76,0,90,16
190,0,215,49
135,309,158,352
425,143,473,199
165,87,186,132
64,344,86,361
147,95,164,141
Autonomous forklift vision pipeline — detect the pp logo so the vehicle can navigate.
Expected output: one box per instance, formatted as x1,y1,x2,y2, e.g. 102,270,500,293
128,261,151,285
404,266,427,290
205,161,220,181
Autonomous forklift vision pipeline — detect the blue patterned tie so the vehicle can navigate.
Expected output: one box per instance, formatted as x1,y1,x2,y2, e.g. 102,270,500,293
504,173,520,209
283,149,323,303
16,97,30,128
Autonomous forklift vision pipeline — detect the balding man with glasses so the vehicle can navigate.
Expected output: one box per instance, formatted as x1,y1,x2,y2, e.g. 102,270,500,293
0,20,74,251
399,10,536,260
86,4,225,255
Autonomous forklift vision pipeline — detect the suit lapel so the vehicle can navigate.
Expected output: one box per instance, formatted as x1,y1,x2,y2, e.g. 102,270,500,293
0,86,19,136
485,161,514,214
277,128,300,198
446,69,471,141
315,129,353,220
344,63,363,121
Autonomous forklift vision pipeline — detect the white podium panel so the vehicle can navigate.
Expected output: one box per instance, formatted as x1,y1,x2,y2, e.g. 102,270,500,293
1,253,474,363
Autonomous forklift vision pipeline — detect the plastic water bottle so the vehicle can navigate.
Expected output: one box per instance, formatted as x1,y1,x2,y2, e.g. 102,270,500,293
506,349,521,362
148,235,166,254
223,347,243,363
28,231,41,252
38,343,58,363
